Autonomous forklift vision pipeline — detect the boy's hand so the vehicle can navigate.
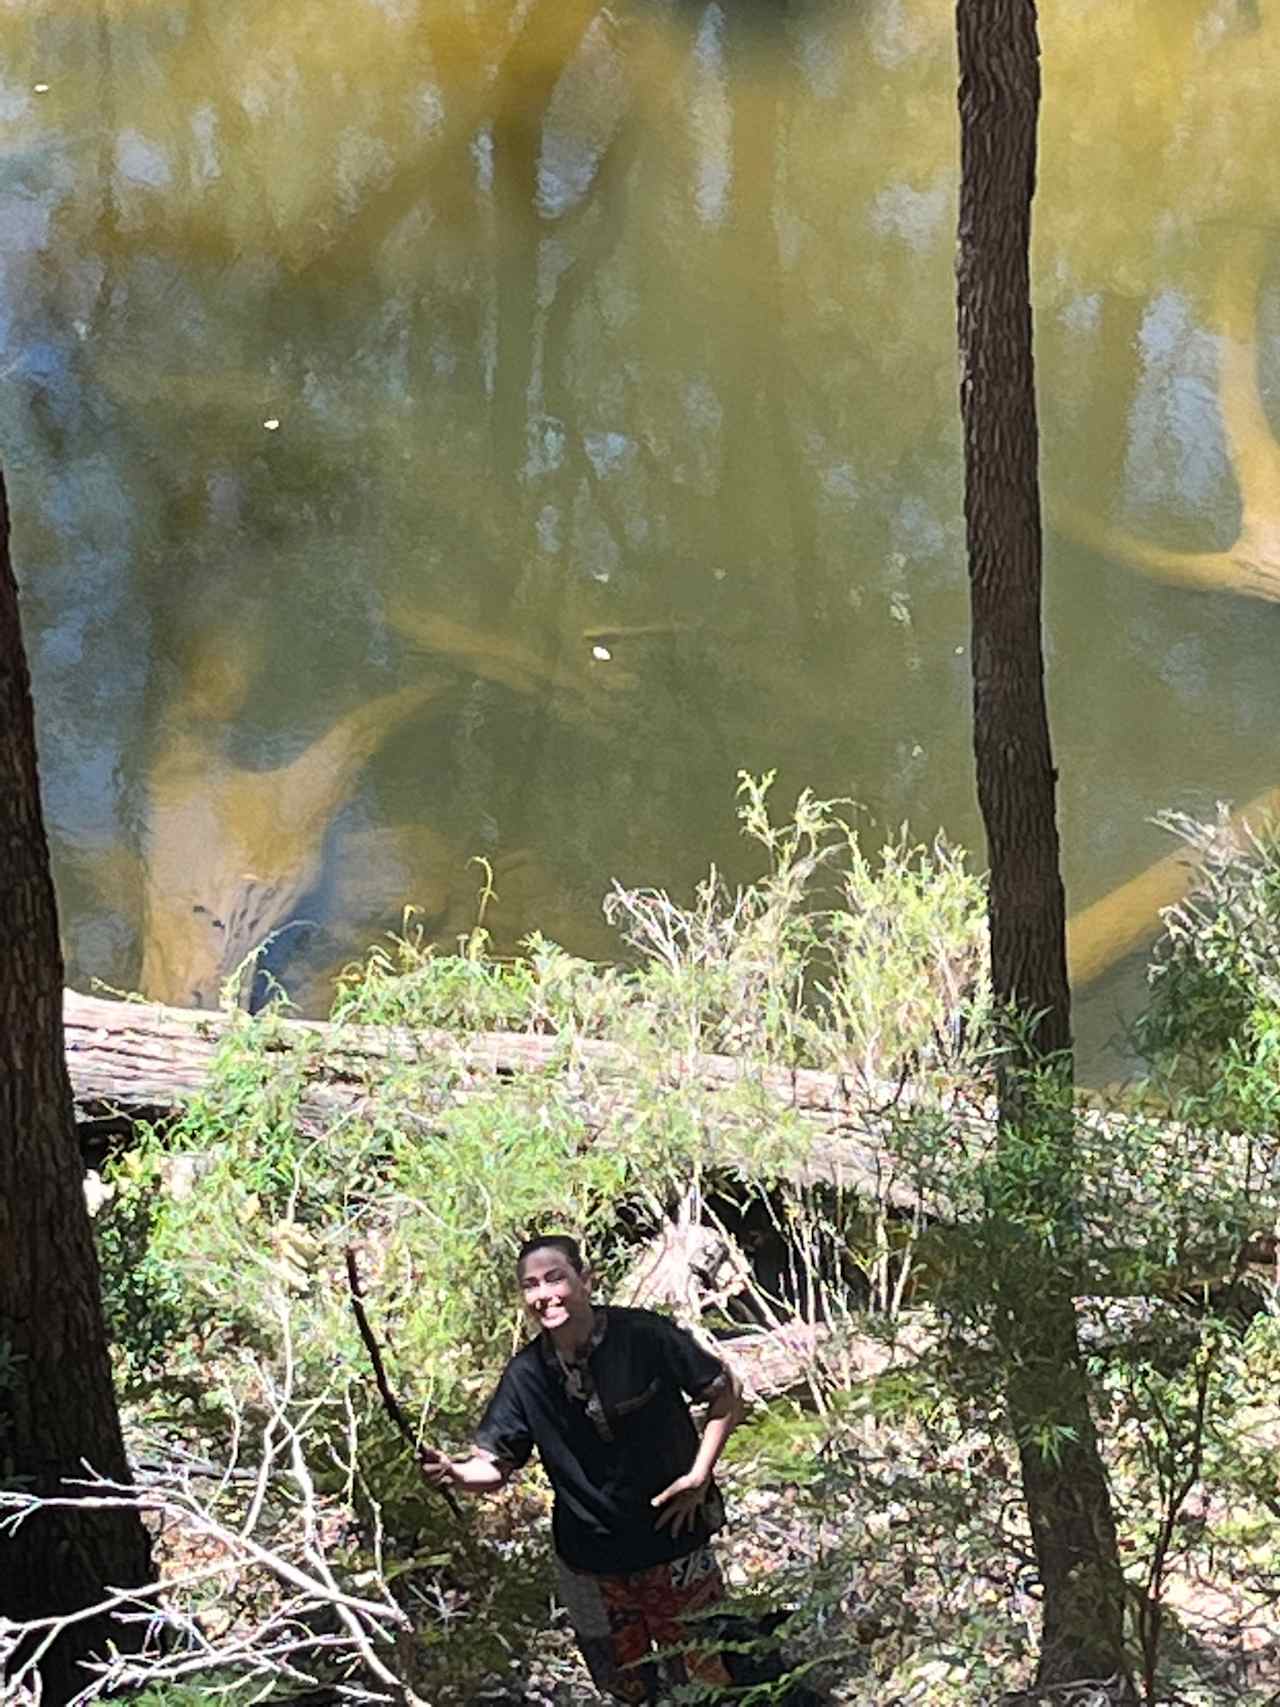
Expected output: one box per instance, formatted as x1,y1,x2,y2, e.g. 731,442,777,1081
421,1449,459,1488
651,1471,709,1537
423,1449,507,1493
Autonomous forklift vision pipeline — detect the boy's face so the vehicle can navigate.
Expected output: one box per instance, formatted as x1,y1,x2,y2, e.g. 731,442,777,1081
517,1246,594,1334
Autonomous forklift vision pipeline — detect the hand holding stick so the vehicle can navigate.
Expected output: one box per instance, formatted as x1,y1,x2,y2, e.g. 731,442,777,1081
344,1246,464,1520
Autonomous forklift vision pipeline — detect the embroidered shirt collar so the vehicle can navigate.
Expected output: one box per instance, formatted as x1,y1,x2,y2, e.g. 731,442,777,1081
538,1304,608,1372
540,1308,614,1439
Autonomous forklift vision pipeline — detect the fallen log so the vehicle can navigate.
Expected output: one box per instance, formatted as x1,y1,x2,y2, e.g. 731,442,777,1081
63,989,934,1213
613,1217,924,1400
64,991,1275,1299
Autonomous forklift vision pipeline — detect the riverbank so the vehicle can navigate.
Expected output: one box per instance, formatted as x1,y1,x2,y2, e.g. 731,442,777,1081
63,787,1280,1703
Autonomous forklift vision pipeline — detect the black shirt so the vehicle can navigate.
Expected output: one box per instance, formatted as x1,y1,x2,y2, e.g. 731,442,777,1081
473,1306,728,1575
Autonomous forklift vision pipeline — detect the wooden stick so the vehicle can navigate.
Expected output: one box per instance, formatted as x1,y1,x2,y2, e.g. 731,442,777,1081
343,1247,464,1521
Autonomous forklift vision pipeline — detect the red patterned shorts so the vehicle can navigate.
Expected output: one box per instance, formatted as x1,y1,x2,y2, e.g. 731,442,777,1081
555,1544,731,1704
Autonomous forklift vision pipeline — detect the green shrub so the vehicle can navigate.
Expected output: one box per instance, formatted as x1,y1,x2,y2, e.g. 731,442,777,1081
1138,811,1280,1108
90,787,1280,1703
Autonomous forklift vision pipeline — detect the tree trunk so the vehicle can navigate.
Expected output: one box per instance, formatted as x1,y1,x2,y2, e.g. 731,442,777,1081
954,3,1132,1691
0,473,152,1699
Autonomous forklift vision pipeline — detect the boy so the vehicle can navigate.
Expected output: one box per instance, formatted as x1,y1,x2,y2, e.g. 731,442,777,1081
424,1234,743,1703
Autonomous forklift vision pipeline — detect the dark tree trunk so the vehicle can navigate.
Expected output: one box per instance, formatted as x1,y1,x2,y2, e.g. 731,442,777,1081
956,1,1068,1068
954,3,1132,1692
0,473,152,1699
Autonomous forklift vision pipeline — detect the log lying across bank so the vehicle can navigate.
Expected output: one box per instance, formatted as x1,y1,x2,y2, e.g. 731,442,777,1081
63,988,934,1213
64,990,1275,1306
68,988,947,1402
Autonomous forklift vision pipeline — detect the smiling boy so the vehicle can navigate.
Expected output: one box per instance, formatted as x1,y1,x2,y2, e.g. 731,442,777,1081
424,1233,743,1703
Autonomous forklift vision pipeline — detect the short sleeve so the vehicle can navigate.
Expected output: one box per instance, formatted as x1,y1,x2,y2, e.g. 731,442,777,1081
647,1313,728,1400
473,1363,535,1472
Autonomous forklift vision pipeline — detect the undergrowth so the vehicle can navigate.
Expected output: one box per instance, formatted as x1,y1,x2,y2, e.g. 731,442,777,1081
329,772,991,1076
86,781,1280,1704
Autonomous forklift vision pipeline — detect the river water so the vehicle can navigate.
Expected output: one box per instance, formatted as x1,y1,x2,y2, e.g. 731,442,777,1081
2,0,1277,1072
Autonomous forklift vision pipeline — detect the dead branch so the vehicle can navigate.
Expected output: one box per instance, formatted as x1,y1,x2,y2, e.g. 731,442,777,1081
344,1248,463,1521
0,1303,429,1706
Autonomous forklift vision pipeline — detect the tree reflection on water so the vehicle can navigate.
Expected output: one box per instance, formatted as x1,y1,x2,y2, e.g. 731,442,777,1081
2,0,1279,1044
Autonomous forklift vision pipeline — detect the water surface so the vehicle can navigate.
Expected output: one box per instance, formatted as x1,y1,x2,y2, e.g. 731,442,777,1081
3,0,1279,1072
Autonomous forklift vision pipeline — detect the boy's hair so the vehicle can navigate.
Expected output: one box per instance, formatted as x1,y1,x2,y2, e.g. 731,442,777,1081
516,1233,585,1275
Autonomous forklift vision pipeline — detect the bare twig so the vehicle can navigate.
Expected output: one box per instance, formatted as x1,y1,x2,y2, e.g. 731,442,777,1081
0,1329,430,1706
344,1247,464,1520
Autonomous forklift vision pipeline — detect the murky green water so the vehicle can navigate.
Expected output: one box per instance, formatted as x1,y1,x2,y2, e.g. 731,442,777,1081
3,0,1278,1070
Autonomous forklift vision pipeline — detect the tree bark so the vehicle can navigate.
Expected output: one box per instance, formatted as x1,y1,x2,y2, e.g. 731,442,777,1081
0,473,152,1698
62,989,931,1215
954,3,1132,1691
63,988,1256,1303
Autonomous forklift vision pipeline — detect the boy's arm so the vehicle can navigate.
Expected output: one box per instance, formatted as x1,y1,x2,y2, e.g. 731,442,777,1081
424,1361,531,1495
688,1370,744,1481
433,1358,532,1495
652,1368,744,1536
